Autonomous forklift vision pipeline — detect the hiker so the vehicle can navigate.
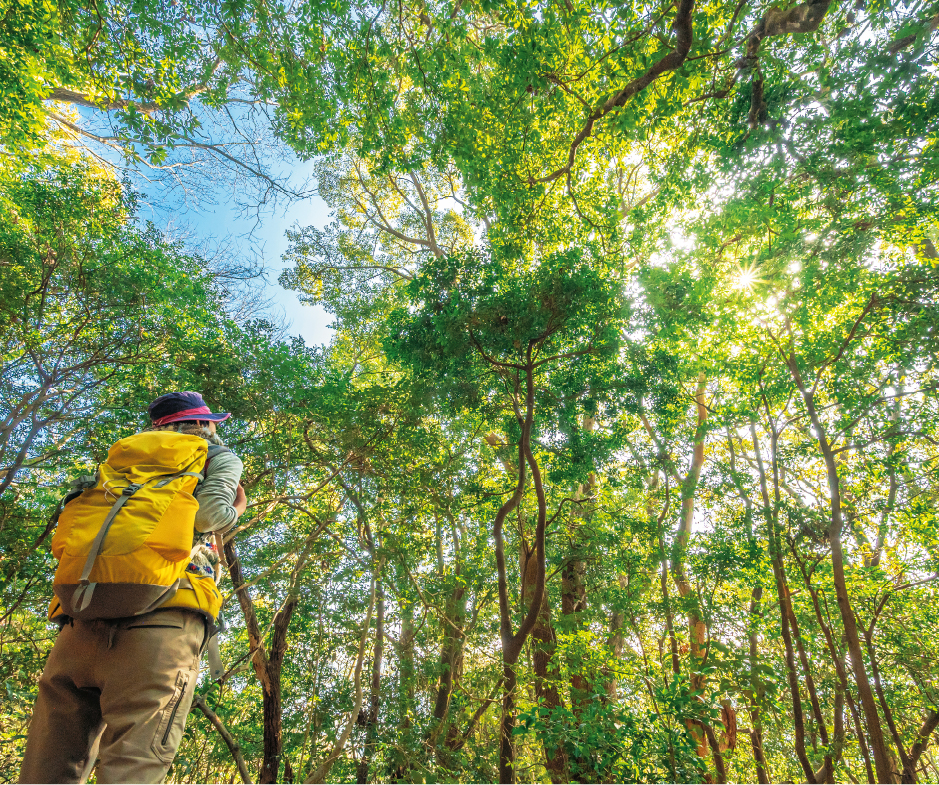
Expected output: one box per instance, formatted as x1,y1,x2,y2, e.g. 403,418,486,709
19,392,245,784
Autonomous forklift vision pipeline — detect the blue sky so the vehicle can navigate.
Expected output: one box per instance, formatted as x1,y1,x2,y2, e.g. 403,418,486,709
135,157,336,347
66,103,336,345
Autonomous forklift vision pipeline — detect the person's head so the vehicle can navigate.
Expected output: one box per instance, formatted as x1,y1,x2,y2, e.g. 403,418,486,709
147,392,230,442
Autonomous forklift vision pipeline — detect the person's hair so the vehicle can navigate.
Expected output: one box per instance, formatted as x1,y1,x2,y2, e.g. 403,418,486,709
147,420,225,446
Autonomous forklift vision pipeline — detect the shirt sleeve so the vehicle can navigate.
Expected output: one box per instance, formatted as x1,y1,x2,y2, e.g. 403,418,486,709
193,450,244,534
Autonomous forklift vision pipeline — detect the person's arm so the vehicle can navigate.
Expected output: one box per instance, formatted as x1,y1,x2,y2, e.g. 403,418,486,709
233,483,247,517
194,450,245,534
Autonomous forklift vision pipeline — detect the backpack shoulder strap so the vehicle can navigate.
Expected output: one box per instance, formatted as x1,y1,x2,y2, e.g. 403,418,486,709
203,445,232,477
205,445,231,463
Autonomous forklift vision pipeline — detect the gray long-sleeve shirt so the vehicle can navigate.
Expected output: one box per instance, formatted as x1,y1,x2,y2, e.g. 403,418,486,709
193,448,244,534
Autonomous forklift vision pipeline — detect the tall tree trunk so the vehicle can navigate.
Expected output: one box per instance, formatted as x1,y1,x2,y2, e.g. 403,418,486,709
795,551,861,780
500,663,518,784
604,582,626,702
522,539,569,783
788,356,895,783
336,479,390,782
226,539,300,784
848,687,877,784
560,561,587,696
561,557,593,782
564,414,596,722
261,681,284,784
787,596,834,780
431,586,465,720
393,598,416,781
494,356,550,783
485,360,553,784
869,380,902,569
750,422,817,782
745,585,770,785
670,374,725,779
902,710,939,783
431,581,466,765
864,629,909,778
727,428,770,784
305,574,378,784
356,583,384,784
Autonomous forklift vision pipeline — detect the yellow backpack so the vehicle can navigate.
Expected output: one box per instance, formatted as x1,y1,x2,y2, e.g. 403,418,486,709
52,431,210,620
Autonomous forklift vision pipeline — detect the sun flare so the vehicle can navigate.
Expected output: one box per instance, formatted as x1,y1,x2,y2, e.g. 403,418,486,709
734,263,762,292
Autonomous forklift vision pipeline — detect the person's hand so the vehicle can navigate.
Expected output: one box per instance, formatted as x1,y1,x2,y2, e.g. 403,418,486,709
233,483,247,517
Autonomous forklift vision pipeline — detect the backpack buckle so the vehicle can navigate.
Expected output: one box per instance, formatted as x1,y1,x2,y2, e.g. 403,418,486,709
122,483,142,496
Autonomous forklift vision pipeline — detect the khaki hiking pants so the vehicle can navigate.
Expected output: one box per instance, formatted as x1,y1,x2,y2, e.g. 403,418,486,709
19,608,206,784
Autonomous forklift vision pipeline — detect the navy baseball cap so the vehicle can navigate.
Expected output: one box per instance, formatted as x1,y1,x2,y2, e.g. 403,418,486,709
148,391,231,426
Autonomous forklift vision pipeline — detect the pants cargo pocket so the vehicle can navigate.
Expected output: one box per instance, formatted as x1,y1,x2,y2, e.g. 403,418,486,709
150,669,195,764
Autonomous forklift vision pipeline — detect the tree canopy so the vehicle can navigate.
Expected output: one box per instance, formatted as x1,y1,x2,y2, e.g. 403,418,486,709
1,0,938,783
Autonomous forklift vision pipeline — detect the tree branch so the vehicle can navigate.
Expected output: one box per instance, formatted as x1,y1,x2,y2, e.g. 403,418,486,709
536,0,695,185
192,694,253,784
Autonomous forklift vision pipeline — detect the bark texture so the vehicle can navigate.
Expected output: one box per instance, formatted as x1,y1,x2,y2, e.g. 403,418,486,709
225,539,300,784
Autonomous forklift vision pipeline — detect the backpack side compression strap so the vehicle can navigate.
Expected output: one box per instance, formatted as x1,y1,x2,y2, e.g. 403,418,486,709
207,632,225,681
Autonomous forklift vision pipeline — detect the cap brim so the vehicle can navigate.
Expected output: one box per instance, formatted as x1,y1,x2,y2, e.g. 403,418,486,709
158,411,231,425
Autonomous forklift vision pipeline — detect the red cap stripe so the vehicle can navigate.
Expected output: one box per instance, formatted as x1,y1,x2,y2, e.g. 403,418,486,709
152,406,212,426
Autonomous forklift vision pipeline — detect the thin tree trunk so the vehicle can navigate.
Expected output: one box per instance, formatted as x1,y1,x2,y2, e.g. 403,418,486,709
750,421,816,782
798,554,870,782
655,471,680,677
745,585,770,784
356,582,384,784
494,355,551,783
902,710,939,783
869,382,901,569
788,356,895,783
523,540,569,783
561,560,588,705
725,429,770,783
565,414,596,730
787,598,834,779
192,694,253,784
431,584,466,730
864,629,910,777
448,677,505,753
703,723,728,784
561,557,591,781
790,547,849,778
225,539,302,784
605,575,627,702
670,374,724,777
848,688,877,784
660,553,681,677
393,598,416,781
305,573,378,784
